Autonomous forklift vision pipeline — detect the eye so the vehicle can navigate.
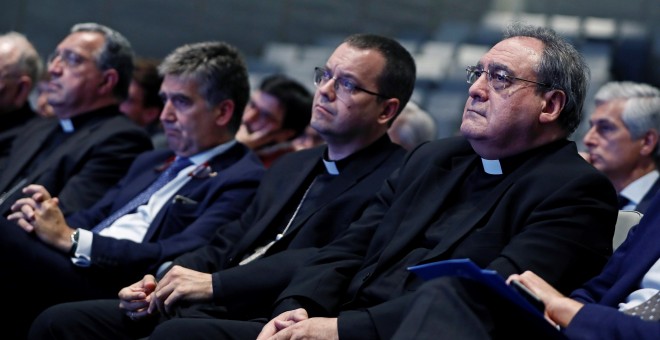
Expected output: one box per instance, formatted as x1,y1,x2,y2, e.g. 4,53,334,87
337,77,357,92
322,69,333,80
492,70,511,83
473,69,484,78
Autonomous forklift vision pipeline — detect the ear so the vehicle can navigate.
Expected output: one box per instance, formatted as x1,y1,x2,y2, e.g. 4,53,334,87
538,89,566,124
213,99,235,127
98,69,119,95
378,98,400,125
13,76,33,107
639,129,659,157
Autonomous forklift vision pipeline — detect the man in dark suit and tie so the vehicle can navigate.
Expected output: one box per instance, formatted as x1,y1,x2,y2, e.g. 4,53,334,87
0,23,154,217
29,33,411,339
3,40,264,338
0,31,42,174
582,81,660,213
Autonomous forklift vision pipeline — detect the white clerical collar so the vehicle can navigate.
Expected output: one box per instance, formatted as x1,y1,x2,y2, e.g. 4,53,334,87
322,158,340,175
59,118,75,133
481,158,503,175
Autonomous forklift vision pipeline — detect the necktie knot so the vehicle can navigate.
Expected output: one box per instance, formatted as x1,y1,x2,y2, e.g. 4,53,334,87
618,195,631,210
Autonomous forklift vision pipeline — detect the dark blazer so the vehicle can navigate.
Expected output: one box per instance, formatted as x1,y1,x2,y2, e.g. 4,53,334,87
633,176,660,213
565,193,660,340
2,142,264,331
0,105,153,216
170,135,405,319
274,136,618,340
0,103,37,175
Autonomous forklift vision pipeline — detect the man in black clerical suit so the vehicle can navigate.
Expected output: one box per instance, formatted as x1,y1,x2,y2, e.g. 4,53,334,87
0,31,42,174
0,23,153,216
29,33,411,339
581,81,660,213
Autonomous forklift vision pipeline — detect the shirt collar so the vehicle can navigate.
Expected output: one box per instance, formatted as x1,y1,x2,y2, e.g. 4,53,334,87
481,159,503,175
620,170,660,205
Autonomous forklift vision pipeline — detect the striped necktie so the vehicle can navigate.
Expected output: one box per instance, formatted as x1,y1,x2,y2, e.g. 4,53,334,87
91,157,192,232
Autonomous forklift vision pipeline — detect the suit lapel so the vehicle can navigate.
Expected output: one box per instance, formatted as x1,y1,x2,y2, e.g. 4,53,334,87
636,178,660,213
375,154,477,266
236,149,321,247
0,120,59,189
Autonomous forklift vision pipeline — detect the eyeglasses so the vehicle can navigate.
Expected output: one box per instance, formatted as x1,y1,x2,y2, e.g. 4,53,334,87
314,67,389,100
466,66,550,91
47,50,90,68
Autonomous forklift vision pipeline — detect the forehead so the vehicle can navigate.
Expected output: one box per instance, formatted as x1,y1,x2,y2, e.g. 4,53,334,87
252,90,282,109
592,99,626,120
326,43,385,83
57,31,105,56
160,74,202,95
479,37,544,75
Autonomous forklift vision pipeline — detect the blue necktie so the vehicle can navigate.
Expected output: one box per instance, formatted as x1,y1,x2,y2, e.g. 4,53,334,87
91,157,192,232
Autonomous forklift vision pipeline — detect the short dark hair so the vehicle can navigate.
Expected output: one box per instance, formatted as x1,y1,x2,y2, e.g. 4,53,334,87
158,41,250,134
343,33,416,124
259,74,312,139
504,23,589,135
71,23,134,101
132,58,163,110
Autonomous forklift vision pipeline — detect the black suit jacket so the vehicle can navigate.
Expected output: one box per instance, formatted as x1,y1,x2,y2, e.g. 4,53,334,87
0,105,153,216
274,136,618,339
171,135,405,319
3,142,265,337
0,103,37,175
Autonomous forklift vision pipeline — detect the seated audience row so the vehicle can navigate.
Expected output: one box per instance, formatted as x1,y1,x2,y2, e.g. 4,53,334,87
27,23,624,340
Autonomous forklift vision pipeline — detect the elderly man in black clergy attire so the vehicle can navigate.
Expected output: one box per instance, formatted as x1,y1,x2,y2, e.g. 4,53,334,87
0,23,152,217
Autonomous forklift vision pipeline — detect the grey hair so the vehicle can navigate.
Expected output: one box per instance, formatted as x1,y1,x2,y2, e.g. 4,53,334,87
158,41,250,134
504,23,590,135
71,22,134,100
0,31,42,88
595,82,660,155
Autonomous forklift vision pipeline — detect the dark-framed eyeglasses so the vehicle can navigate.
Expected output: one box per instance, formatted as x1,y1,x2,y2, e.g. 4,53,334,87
466,66,551,91
47,49,89,68
313,67,389,100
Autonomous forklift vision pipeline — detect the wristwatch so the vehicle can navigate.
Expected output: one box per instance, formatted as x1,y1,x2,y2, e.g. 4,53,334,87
69,229,80,256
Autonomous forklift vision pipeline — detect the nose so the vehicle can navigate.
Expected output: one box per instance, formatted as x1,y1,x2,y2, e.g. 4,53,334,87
317,78,337,101
467,74,489,101
242,105,258,124
583,126,597,147
48,57,64,76
160,100,175,122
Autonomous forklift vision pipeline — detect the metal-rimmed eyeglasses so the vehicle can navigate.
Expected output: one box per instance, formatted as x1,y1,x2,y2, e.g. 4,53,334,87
314,67,389,101
466,66,551,91
47,49,91,68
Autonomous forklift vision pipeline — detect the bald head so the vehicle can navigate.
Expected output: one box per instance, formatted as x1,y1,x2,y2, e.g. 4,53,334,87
0,32,42,112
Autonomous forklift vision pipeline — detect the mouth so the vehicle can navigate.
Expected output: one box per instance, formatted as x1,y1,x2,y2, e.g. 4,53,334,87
465,108,484,117
314,104,334,116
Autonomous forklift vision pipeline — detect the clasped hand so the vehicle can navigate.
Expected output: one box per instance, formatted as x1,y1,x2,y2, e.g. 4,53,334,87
257,308,338,340
7,184,72,251
119,265,214,321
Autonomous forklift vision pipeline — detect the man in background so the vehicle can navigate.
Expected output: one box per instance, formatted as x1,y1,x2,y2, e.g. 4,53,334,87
582,81,660,213
120,57,167,149
236,74,312,167
0,31,42,173
0,23,153,216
